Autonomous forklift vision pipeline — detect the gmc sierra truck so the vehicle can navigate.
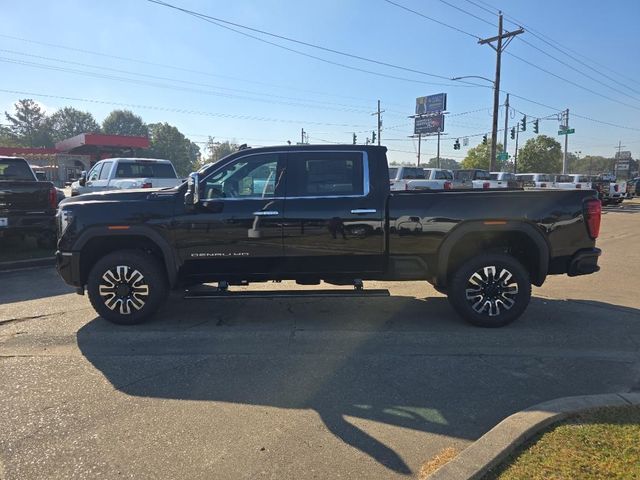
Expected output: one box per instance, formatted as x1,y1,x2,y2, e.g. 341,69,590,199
56,145,602,328
1,156,58,247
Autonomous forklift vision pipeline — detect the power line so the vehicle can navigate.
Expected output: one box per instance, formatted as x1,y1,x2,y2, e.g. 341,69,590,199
515,38,640,103
471,0,640,94
0,51,385,115
461,0,499,17
146,0,487,88
382,0,480,39
0,88,372,128
0,33,398,107
505,51,640,112
435,0,496,27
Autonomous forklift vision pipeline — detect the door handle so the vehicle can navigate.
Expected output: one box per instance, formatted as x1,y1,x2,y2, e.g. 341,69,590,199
253,210,279,216
351,209,376,214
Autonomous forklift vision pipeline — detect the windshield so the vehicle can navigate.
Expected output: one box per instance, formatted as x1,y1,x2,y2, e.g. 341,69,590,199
114,161,177,179
0,158,36,180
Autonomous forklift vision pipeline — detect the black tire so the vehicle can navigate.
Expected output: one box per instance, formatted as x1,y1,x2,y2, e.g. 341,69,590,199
447,253,531,328
87,250,167,325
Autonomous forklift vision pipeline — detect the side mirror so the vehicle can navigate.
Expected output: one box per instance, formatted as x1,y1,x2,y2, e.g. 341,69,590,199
79,171,87,186
185,172,200,206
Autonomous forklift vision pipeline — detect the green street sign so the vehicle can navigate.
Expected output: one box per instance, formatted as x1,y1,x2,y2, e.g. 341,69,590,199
558,128,575,135
497,152,509,161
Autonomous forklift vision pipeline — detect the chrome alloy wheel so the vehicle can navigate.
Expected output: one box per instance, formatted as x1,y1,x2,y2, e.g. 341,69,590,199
98,265,150,315
465,265,519,317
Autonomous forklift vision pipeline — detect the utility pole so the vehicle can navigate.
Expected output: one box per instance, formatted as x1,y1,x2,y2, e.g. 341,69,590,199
436,131,441,168
300,128,306,144
417,133,422,166
513,123,520,174
615,140,626,176
502,93,509,154
371,100,384,146
561,109,569,174
479,13,524,171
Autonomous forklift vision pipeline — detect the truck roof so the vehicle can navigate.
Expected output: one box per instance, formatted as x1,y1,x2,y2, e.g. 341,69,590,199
97,157,174,164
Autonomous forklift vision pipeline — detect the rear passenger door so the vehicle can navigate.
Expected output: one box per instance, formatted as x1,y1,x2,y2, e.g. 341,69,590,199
282,150,385,275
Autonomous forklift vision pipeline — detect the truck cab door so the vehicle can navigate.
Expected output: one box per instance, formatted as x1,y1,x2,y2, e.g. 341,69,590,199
281,150,385,275
91,160,114,192
173,152,287,280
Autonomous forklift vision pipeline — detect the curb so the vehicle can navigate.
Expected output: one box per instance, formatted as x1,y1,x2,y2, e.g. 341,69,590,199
427,392,640,480
0,256,56,272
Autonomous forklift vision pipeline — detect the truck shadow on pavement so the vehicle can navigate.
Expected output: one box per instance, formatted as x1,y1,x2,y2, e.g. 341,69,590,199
76,295,640,475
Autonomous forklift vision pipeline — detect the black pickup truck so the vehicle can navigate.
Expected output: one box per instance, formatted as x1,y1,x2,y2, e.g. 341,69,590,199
56,145,602,327
0,156,58,247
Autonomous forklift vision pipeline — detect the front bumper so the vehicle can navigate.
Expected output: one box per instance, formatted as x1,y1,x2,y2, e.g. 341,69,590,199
56,250,82,288
567,248,601,276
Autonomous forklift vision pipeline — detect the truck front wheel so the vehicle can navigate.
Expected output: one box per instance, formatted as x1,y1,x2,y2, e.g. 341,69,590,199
87,250,167,325
447,253,531,328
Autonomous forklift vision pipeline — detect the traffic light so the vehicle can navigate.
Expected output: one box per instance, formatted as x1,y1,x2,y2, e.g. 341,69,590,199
454,138,460,150
372,131,376,144
352,133,357,145
533,119,539,134
510,127,515,140
482,134,488,145
521,115,527,131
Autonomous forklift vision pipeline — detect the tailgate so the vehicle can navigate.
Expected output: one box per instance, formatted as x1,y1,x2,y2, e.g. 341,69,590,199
0,181,52,215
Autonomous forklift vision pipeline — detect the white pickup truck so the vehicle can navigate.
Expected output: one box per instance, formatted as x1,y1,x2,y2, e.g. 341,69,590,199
515,173,555,189
554,174,593,190
453,169,507,189
71,158,181,196
389,166,453,190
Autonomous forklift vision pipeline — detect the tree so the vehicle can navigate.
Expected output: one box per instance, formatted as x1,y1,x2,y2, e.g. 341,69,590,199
517,135,562,173
47,107,100,142
102,109,148,136
205,137,239,164
568,155,613,176
146,122,200,177
4,98,53,147
461,142,505,170
426,157,459,170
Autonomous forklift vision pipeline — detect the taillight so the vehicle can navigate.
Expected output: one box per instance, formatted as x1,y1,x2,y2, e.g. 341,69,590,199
584,199,601,239
141,182,153,188
48,187,57,209
444,181,452,190
540,183,547,188
482,182,490,189
576,184,582,189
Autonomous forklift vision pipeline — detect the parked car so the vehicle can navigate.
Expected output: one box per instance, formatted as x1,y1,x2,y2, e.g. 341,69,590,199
515,173,555,189
628,177,640,197
453,169,505,189
490,171,521,188
71,158,181,196
389,166,453,190
553,174,593,191
625,179,637,198
0,156,58,247
56,145,602,328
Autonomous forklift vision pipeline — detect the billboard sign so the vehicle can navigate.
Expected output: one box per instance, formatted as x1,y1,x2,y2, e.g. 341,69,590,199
414,114,445,135
416,93,447,115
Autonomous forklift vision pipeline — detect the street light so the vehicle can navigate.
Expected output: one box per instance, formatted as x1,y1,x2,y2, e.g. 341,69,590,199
452,75,500,171
451,75,495,86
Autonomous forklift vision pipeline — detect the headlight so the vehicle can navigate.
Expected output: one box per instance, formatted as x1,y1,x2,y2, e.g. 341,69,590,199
58,209,74,236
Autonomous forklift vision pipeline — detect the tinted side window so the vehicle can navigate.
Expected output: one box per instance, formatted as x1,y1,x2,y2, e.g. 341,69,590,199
454,171,472,181
435,170,452,180
288,152,364,197
555,175,572,183
475,170,491,180
88,163,103,181
401,167,425,179
517,175,534,182
388,167,398,180
99,161,113,180
202,154,282,199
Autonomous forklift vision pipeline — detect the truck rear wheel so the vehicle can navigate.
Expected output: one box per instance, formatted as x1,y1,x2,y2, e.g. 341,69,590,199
87,250,167,325
447,253,531,328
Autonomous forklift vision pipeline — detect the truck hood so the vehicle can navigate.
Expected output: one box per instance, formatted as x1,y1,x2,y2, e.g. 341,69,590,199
59,188,165,206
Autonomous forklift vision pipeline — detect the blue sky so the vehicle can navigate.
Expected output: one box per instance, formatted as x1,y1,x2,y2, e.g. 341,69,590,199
2,0,639,164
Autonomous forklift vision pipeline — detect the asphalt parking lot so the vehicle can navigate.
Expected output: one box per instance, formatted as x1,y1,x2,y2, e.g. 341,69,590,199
1,199,639,479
